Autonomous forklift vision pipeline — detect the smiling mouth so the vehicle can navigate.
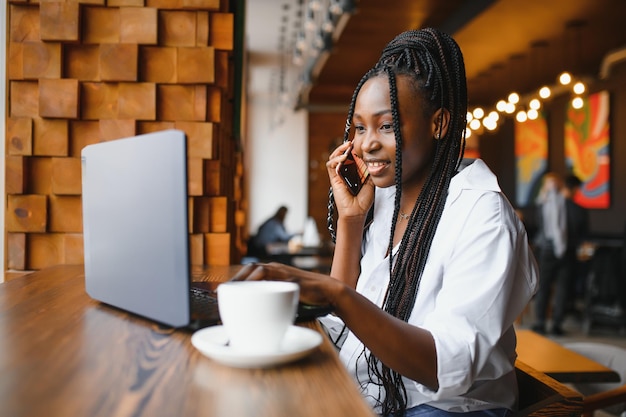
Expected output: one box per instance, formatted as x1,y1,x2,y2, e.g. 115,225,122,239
365,160,390,175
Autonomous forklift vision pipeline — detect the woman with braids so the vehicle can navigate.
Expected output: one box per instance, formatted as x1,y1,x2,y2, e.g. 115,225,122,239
234,28,538,416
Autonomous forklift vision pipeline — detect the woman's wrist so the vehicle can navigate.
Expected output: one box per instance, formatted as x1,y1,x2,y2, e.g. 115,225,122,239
336,214,367,230
327,278,350,310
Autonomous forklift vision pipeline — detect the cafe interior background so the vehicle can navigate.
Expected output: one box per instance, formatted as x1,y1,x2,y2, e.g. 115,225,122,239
2,0,626,282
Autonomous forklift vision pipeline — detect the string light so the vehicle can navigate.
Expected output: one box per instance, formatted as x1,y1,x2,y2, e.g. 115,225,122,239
539,86,551,99
559,71,572,85
329,0,344,14
309,0,322,11
483,115,498,131
465,20,594,136
321,12,335,33
573,81,586,94
472,107,484,119
467,72,591,135
572,96,584,109
289,0,356,110
529,98,541,110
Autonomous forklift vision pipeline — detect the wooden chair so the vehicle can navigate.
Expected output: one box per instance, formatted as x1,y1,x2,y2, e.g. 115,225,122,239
582,387,626,417
564,342,626,417
515,360,583,417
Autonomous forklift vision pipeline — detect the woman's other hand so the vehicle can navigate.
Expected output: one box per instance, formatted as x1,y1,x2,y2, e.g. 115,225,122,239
230,262,344,307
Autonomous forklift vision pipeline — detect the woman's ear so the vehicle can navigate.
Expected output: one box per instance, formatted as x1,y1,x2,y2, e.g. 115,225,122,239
431,108,451,139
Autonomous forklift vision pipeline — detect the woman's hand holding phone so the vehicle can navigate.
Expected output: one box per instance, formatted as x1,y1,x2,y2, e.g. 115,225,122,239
337,147,369,196
327,142,373,215
327,142,373,280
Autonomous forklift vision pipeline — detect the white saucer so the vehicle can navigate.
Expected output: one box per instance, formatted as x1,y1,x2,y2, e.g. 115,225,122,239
191,325,323,368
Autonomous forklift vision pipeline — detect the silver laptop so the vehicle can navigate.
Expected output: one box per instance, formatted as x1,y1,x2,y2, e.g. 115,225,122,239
81,129,332,328
81,129,220,329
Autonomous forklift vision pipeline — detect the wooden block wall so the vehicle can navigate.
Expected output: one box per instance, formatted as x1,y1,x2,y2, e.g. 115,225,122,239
5,0,245,276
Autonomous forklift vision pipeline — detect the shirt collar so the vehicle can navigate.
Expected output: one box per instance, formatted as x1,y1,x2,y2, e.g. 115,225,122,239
447,158,501,203
373,158,500,224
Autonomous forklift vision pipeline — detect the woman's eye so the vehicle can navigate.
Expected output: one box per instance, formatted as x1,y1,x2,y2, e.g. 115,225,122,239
354,125,365,133
381,123,393,131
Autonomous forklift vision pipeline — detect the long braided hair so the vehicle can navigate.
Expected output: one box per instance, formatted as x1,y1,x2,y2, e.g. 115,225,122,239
326,28,468,416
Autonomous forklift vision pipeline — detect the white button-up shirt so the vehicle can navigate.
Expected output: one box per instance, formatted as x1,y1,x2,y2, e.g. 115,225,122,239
321,159,538,413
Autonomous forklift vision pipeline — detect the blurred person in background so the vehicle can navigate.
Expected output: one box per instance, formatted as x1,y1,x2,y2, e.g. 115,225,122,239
248,206,295,257
532,173,588,335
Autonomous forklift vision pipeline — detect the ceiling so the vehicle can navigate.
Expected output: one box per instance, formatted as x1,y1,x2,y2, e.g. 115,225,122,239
245,0,626,111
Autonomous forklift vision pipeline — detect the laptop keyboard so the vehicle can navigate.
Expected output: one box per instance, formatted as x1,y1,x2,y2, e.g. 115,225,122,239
189,286,219,321
188,282,335,325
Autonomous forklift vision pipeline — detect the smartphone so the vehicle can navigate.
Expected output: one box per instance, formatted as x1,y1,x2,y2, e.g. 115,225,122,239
337,148,369,196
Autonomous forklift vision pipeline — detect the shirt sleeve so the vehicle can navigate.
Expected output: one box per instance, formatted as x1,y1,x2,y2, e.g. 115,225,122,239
274,224,294,242
413,191,537,399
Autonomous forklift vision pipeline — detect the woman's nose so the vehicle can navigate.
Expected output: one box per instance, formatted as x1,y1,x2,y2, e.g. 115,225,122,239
357,132,379,154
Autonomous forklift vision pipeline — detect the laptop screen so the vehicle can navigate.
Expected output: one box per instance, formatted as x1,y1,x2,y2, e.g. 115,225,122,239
81,130,192,327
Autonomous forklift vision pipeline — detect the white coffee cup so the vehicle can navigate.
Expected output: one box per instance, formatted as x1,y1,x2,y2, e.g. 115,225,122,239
217,281,299,354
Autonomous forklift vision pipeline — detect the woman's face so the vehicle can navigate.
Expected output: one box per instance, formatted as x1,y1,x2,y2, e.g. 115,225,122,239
351,74,438,190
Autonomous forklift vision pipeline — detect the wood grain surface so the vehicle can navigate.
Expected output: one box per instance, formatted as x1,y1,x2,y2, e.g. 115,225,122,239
516,329,620,383
0,265,375,417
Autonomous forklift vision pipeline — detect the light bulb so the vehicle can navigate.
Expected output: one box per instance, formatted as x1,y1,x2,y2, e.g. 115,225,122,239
329,0,343,14
483,117,497,131
539,86,551,99
309,0,322,11
573,82,586,95
313,33,325,49
508,92,520,104
321,19,334,33
527,109,539,120
559,72,572,85
572,96,584,109
472,107,484,119
292,51,304,66
496,100,507,112
529,98,541,110
516,111,528,123
469,119,482,130
296,32,307,50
